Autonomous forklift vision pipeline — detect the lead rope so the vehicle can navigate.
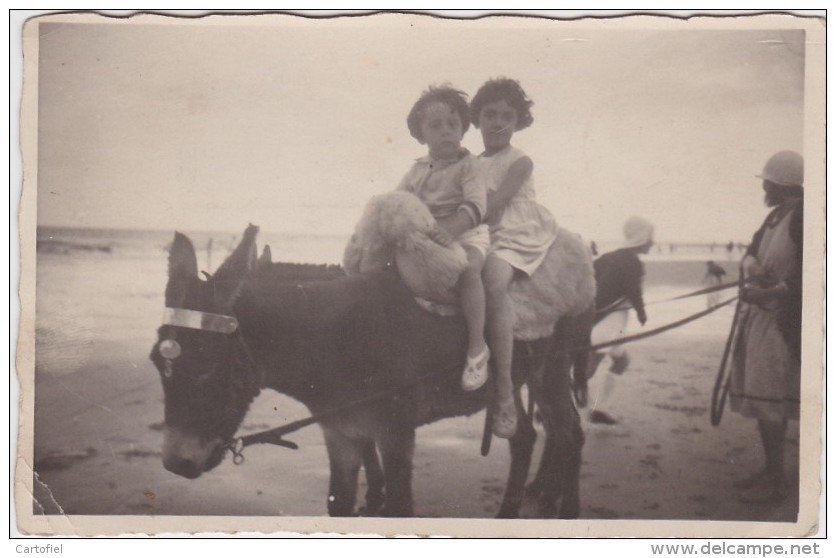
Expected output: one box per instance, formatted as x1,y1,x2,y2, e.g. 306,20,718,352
596,278,745,320
227,358,464,463
539,295,738,359
710,300,743,426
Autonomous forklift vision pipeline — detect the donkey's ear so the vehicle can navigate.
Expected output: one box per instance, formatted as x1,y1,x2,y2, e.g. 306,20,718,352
213,224,259,309
166,232,199,307
259,245,273,268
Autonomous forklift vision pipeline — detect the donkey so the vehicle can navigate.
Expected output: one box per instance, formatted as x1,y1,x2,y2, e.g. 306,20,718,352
151,224,591,518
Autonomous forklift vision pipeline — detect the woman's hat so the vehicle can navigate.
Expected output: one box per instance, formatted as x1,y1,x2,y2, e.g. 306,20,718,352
757,150,803,188
622,216,654,249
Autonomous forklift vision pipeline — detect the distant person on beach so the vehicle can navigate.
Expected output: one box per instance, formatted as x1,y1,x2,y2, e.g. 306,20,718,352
729,150,803,503
586,216,654,425
703,260,727,308
706,260,726,280
397,85,491,396
472,77,558,439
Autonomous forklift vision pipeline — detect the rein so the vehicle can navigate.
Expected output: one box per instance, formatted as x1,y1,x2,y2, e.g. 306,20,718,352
227,363,463,464
596,278,744,319
572,296,737,356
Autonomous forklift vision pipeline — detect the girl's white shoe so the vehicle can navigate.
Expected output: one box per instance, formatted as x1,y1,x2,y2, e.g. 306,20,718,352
461,345,490,391
492,397,518,439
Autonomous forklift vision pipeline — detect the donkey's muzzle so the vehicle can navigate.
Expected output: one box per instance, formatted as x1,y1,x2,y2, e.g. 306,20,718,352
162,426,224,478
163,455,203,479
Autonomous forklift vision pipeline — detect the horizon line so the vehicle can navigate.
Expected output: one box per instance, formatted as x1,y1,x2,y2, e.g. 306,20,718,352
33,223,751,246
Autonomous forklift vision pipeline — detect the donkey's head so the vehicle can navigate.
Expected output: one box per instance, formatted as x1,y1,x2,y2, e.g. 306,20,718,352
150,225,262,479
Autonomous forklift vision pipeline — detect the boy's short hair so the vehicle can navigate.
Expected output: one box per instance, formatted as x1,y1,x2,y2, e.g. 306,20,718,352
471,77,534,131
407,85,470,142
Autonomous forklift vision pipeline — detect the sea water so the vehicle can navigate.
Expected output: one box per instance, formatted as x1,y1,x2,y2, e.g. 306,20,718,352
31,226,350,376
35,226,350,268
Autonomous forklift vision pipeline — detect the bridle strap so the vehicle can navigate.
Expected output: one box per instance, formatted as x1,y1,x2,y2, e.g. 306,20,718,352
162,307,239,334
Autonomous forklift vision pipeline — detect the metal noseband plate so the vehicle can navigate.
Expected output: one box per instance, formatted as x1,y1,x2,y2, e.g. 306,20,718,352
162,307,239,334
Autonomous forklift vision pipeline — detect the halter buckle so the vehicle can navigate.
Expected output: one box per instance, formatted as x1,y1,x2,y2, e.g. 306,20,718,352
229,438,245,465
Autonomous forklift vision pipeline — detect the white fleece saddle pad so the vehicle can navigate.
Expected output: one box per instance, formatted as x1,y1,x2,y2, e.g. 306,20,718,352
402,226,596,341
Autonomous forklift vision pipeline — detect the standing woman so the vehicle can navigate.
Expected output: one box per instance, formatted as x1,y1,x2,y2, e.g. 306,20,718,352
730,150,804,504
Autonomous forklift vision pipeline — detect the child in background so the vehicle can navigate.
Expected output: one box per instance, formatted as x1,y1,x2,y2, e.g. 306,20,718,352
586,216,654,425
471,78,559,438
704,260,727,308
398,85,492,393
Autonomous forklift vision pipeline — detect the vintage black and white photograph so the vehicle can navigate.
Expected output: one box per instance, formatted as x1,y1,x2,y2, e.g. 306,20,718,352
14,11,825,538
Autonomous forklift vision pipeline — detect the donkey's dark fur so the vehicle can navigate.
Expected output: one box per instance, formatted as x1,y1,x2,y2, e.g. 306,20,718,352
151,225,587,518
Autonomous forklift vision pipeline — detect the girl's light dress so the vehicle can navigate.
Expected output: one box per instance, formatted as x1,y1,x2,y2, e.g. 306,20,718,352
481,145,558,276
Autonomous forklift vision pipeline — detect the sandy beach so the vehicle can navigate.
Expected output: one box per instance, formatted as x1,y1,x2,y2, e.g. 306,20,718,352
20,246,811,536
15,11,827,539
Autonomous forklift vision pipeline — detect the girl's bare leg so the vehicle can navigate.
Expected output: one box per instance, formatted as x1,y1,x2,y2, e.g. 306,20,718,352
484,256,515,403
460,246,487,359
484,255,517,437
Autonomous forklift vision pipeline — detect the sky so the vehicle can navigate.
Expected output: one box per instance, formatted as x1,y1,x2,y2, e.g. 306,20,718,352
29,12,814,244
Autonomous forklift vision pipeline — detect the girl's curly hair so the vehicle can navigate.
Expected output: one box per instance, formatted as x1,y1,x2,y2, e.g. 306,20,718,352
406,85,470,142
470,78,534,131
